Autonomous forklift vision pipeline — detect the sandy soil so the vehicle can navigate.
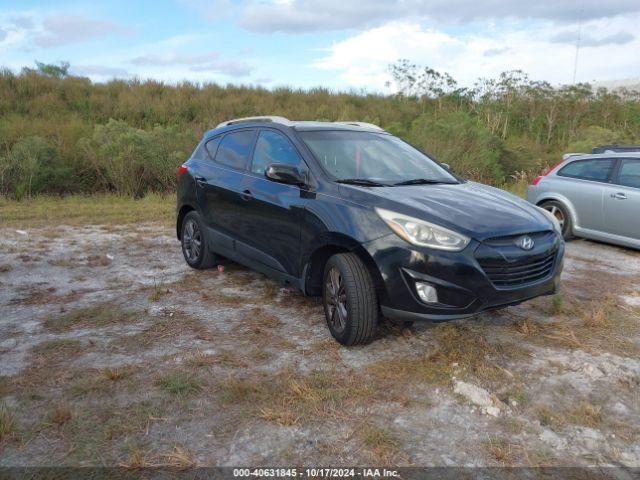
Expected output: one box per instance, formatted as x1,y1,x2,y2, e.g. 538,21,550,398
0,223,639,467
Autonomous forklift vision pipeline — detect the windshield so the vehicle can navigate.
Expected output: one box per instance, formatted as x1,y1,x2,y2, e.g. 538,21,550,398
298,130,458,184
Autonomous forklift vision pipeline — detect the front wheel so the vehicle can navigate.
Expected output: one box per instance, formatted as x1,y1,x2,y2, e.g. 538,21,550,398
540,201,572,240
322,253,378,345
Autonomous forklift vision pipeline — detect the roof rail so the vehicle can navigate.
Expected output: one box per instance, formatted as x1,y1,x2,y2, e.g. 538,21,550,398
592,144,640,154
335,121,384,131
215,116,293,129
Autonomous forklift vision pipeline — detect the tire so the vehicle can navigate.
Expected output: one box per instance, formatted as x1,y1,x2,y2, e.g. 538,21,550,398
540,200,572,240
180,211,216,269
322,253,378,345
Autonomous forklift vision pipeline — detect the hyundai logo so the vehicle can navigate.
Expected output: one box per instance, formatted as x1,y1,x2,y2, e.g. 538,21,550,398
516,235,535,250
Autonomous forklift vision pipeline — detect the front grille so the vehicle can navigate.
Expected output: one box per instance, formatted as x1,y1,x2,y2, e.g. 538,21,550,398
479,252,556,288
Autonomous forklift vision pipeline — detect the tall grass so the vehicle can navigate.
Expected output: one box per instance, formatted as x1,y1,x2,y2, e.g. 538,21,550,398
1,66,639,199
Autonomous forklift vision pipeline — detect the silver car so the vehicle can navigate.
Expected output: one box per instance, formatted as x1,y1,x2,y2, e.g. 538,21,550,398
527,153,640,250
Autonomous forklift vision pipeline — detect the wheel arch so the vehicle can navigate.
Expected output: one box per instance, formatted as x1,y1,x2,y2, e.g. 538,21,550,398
302,233,388,302
536,195,578,230
176,204,196,240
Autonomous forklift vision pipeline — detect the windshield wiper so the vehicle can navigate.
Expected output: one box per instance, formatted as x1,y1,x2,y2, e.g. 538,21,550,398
393,178,459,186
336,178,388,187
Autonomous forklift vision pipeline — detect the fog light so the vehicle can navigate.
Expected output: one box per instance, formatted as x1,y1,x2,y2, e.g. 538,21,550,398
416,282,438,304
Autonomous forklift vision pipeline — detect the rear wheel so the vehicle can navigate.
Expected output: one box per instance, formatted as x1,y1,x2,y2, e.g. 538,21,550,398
322,253,378,345
540,200,572,240
181,211,216,269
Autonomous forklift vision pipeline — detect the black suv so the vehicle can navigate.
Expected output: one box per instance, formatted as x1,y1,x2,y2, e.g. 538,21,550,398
177,116,564,345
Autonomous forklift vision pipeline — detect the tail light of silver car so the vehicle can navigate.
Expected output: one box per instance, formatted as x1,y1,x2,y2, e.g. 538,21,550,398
531,159,564,186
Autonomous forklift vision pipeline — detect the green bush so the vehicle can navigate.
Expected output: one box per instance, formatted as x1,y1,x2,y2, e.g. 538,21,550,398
79,119,190,197
0,136,69,199
566,126,632,154
0,66,639,198
407,111,506,184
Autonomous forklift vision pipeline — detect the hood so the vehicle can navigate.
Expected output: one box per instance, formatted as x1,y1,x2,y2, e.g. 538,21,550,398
340,181,552,241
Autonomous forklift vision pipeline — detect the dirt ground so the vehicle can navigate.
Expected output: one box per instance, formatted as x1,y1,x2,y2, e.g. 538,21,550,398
0,221,639,467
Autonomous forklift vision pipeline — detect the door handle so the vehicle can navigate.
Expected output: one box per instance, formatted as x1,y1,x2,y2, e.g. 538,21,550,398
194,176,207,187
240,189,253,201
611,192,627,200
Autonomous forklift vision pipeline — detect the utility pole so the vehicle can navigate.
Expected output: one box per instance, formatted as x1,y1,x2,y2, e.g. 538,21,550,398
572,1,584,84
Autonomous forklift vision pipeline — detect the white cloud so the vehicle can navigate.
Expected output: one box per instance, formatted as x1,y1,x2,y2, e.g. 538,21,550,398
190,60,253,76
131,51,220,66
71,65,130,77
130,50,252,77
239,0,640,33
550,30,634,47
312,18,640,90
9,15,34,30
35,14,131,47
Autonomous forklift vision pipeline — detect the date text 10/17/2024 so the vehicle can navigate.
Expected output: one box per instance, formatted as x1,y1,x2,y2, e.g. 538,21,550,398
233,469,400,478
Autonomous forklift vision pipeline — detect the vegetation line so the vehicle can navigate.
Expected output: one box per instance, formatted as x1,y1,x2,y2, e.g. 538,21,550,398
1,60,639,199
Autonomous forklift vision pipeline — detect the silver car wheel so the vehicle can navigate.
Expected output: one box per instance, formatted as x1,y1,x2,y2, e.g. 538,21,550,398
545,205,565,229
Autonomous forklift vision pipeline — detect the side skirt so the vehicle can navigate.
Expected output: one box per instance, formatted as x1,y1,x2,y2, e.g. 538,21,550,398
203,225,305,291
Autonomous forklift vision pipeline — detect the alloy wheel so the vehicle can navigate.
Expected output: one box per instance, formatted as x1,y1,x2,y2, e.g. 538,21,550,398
183,218,202,262
544,205,565,230
325,267,348,333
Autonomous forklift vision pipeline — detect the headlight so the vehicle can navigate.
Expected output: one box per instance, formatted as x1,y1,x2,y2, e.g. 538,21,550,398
537,206,562,234
375,208,470,251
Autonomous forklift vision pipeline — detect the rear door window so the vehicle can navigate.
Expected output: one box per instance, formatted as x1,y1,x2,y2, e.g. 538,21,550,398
558,158,615,182
615,159,640,189
214,130,256,170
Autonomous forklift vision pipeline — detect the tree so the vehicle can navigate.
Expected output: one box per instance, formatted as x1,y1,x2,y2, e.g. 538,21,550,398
22,61,70,78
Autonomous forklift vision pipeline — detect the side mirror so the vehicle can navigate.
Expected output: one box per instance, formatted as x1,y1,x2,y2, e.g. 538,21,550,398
265,163,306,186
441,163,451,170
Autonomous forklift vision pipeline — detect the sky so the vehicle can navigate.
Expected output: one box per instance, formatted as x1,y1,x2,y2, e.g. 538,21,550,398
0,0,639,92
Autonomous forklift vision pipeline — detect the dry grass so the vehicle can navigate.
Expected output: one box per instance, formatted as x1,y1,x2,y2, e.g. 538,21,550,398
0,193,174,228
123,449,152,468
358,424,403,464
85,254,112,267
0,402,16,442
44,403,73,427
0,377,11,397
244,307,282,329
100,365,136,381
32,338,84,359
535,405,566,429
551,294,564,316
123,446,195,469
43,304,138,332
9,285,95,306
368,323,524,388
565,403,603,428
148,279,170,302
187,349,248,368
262,279,281,298
155,371,203,396
110,315,213,350
217,369,375,426
535,402,603,430
564,273,640,347
69,370,118,398
513,282,639,356
580,296,615,329
485,436,518,465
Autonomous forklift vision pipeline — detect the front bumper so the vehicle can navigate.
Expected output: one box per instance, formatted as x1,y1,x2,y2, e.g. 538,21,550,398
366,231,564,322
